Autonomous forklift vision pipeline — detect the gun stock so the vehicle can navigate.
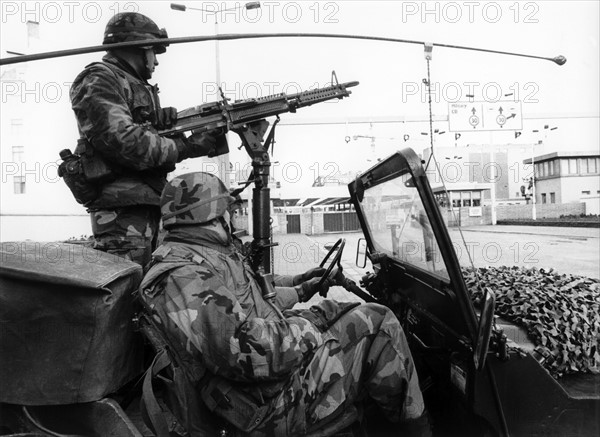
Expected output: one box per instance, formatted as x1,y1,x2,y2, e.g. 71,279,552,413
158,80,359,137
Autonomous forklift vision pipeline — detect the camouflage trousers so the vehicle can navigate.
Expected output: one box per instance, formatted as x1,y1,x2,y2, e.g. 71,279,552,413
89,205,161,269
252,303,426,436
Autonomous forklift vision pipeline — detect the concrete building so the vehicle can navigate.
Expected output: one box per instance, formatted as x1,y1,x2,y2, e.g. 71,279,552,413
432,183,494,227
422,145,516,200
524,151,600,204
0,21,95,241
523,151,600,215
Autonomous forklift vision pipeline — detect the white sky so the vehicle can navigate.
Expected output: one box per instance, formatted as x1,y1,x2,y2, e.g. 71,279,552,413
1,1,599,190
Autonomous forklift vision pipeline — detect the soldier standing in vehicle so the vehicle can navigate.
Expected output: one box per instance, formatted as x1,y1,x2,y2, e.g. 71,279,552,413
140,172,431,436
69,12,227,269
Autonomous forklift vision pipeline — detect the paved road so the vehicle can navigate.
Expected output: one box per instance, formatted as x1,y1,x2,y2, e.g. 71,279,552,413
271,233,366,307
270,225,599,307
450,225,600,279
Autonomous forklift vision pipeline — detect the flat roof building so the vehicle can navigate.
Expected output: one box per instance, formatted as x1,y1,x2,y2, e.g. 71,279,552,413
524,151,600,205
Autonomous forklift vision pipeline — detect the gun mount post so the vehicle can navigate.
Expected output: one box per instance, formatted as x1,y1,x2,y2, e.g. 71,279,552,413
234,120,276,274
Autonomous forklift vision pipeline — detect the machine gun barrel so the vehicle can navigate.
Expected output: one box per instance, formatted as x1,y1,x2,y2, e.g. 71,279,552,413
158,80,358,137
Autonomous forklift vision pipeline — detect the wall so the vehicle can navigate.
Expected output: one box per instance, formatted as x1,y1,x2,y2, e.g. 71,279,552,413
442,206,492,227
301,211,324,235
581,196,600,215
560,175,600,203
534,177,563,204
496,202,586,220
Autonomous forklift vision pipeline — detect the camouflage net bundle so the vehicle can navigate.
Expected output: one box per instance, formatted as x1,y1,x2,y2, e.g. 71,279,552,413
463,265,600,379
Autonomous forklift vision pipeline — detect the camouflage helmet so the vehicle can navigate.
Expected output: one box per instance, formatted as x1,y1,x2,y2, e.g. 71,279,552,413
161,172,234,229
103,12,169,54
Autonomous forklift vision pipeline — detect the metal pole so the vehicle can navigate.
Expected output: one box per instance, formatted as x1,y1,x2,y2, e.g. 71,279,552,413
212,13,231,189
0,33,568,67
532,145,537,220
214,16,220,89
489,132,497,225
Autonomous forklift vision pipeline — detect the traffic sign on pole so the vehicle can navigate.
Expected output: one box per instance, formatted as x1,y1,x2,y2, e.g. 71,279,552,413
449,101,522,132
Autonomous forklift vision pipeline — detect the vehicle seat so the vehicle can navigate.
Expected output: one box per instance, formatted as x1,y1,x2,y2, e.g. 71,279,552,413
0,241,144,405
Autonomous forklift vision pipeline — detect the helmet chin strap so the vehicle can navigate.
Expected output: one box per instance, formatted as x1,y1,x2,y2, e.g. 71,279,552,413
218,215,233,245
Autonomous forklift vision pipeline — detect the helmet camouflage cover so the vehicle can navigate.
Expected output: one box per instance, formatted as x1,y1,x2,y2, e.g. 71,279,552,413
161,172,234,229
103,12,169,53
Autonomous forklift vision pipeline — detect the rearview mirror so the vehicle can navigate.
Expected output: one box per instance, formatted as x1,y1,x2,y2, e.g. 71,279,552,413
474,287,496,371
356,238,368,268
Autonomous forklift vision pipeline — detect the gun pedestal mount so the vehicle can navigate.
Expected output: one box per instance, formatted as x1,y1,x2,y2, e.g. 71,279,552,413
233,119,278,274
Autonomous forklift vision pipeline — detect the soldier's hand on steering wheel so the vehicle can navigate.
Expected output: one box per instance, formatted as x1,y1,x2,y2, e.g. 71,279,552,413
316,238,346,297
296,277,332,303
292,266,327,286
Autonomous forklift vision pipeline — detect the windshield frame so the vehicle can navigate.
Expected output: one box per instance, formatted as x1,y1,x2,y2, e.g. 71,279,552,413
349,148,479,341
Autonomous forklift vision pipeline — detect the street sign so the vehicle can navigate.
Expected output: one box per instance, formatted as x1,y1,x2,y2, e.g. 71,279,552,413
449,101,522,132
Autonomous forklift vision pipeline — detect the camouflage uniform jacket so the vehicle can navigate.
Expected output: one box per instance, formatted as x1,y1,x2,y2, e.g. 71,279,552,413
140,241,359,430
70,53,183,209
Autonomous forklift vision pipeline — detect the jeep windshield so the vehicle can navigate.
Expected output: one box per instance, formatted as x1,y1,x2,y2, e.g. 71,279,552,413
358,171,450,281
352,149,480,285
350,148,480,342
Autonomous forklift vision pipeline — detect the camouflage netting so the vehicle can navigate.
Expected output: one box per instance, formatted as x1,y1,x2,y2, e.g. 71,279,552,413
463,265,600,379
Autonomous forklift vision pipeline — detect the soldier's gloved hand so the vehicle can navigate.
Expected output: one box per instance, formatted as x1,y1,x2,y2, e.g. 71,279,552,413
178,130,229,160
292,266,327,286
296,277,331,302
155,107,178,130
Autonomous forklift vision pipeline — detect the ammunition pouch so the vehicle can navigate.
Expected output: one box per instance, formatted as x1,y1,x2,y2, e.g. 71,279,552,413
75,138,117,184
58,138,117,205
201,376,269,433
57,153,98,205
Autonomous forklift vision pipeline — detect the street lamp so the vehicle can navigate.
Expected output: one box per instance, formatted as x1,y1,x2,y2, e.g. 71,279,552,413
171,2,260,88
170,2,261,186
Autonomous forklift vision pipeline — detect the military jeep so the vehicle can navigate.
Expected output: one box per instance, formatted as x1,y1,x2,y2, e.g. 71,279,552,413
344,147,600,436
1,147,598,436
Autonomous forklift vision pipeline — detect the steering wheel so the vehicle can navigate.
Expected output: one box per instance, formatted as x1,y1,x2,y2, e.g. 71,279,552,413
317,238,346,295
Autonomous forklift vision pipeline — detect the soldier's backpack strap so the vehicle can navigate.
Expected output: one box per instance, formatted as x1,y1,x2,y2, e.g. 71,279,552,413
137,253,232,437
138,303,233,437
140,347,172,437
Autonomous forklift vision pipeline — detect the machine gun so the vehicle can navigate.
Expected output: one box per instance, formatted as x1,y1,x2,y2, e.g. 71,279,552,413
157,76,358,137
159,74,358,276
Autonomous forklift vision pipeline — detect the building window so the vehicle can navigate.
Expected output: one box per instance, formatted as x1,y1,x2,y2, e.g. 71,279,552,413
472,191,481,207
560,159,568,175
568,159,578,174
582,191,591,195
12,145,24,162
543,161,549,177
461,191,472,207
588,158,597,173
10,119,23,138
13,176,26,194
579,158,588,174
550,192,556,204
541,193,547,204
549,160,555,176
